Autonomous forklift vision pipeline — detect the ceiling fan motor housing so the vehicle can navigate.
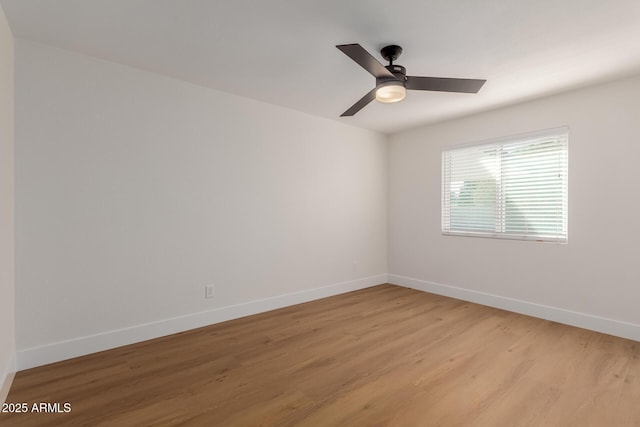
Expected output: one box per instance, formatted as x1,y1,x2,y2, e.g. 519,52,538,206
377,64,406,88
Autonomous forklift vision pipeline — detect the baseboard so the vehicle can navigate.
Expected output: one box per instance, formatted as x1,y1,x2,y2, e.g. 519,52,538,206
1,352,17,404
388,274,640,342
17,274,387,371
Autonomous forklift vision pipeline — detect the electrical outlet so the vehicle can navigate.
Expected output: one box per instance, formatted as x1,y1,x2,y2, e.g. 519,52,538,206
205,284,215,299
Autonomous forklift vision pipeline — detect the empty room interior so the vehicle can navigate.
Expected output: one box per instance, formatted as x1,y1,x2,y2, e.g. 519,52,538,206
2,1,640,425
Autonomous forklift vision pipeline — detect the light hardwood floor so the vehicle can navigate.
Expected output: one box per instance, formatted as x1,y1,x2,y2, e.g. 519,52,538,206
2,284,640,426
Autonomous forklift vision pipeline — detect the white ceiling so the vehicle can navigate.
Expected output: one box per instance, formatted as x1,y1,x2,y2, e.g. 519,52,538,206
2,0,640,134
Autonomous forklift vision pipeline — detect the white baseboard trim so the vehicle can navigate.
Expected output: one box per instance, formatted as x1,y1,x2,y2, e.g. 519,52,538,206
388,274,640,342
17,274,387,371
1,352,17,404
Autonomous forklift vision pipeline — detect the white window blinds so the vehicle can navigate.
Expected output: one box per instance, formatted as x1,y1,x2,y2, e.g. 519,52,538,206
442,128,568,242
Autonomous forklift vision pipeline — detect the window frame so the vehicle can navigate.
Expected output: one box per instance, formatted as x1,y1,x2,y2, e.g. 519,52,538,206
441,127,569,243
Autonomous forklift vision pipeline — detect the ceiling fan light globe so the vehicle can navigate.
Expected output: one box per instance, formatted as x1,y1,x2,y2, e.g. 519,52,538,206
376,83,406,103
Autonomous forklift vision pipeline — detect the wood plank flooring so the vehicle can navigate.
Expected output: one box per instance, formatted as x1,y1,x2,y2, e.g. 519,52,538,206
2,284,640,426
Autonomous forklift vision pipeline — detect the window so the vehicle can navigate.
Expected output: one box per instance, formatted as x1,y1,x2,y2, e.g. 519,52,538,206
442,127,568,242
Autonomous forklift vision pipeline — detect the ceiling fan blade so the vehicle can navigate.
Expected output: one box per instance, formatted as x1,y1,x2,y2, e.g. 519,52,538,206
406,77,486,93
340,88,376,117
336,44,395,79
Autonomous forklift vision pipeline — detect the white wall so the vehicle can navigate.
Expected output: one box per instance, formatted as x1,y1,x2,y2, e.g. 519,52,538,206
389,74,640,340
0,4,15,403
14,39,388,368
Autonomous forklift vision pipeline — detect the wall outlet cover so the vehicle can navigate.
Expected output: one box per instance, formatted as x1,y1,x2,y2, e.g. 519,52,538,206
205,284,215,298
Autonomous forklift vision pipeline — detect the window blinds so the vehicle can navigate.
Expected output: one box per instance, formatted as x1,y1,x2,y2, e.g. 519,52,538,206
442,128,568,242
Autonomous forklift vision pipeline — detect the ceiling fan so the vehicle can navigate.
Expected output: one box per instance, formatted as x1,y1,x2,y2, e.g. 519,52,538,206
336,43,486,116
